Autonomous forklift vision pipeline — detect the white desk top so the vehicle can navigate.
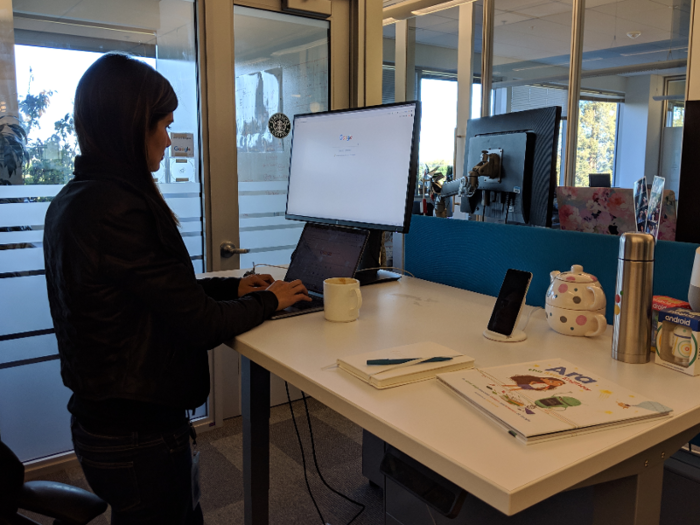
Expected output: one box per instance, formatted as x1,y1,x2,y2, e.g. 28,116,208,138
221,270,700,515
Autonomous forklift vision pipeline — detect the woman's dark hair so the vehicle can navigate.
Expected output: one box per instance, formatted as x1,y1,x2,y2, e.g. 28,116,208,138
510,375,564,386
74,53,178,220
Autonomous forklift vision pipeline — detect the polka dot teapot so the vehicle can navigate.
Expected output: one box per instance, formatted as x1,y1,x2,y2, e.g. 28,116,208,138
545,265,607,337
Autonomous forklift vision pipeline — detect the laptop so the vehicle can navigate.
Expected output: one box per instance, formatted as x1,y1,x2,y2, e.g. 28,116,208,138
271,223,370,320
588,173,611,187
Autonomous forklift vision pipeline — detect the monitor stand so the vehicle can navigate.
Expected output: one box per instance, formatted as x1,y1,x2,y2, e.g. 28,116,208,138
354,230,402,286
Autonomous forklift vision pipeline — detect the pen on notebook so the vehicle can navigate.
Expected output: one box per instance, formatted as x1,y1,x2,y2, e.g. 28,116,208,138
366,357,454,366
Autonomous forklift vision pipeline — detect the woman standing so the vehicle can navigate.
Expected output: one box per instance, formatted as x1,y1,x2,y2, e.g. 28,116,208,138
43,53,310,524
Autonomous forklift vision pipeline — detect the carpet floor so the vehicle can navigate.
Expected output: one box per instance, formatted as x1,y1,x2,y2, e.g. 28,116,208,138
20,397,384,525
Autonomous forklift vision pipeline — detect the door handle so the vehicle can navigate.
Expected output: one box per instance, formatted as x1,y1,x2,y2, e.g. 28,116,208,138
220,241,250,258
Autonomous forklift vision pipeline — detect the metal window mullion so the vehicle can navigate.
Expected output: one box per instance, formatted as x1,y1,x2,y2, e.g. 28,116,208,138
456,2,474,181
480,0,494,117
564,0,585,186
394,18,415,103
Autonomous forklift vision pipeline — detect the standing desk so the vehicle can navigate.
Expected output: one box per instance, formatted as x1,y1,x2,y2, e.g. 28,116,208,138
230,271,700,525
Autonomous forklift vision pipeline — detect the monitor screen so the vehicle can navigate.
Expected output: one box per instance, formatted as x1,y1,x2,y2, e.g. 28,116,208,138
285,102,420,233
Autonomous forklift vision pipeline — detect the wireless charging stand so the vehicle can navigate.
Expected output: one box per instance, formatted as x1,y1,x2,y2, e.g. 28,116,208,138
482,329,527,343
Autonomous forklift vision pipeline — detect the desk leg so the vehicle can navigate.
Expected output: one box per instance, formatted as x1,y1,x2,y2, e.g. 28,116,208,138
242,356,270,525
592,461,664,525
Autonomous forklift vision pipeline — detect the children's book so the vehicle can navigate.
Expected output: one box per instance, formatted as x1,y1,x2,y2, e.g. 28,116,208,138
437,358,672,444
633,177,648,232
337,342,474,389
645,176,665,240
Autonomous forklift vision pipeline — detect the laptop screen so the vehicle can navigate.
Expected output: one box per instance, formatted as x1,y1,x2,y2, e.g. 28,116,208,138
285,224,369,294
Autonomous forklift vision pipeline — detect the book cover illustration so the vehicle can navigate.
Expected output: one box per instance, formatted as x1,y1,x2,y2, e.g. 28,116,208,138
645,176,665,240
633,177,648,233
438,359,671,442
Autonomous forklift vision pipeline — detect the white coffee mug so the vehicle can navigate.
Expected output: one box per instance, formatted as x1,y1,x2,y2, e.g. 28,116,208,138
323,277,362,322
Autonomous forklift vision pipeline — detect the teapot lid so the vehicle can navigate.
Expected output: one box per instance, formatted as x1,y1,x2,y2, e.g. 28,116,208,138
555,265,598,284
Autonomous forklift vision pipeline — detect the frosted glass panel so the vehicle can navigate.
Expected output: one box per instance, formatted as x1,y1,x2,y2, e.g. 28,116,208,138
240,215,289,229
0,229,44,245
183,235,203,257
238,194,287,214
234,6,328,260
0,246,44,273
0,184,62,198
0,360,73,462
0,334,58,366
240,227,303,250
0,276,52,337
0,202,50,228
165,196,201,218
240,181,288,192
240,248,295,269
178,221,202,233
161,182,201,194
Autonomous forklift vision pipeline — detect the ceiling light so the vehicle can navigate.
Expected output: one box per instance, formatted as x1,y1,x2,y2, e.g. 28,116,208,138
383,0,476,21
383,17,398,26
411,0,477,16
627,31,642,39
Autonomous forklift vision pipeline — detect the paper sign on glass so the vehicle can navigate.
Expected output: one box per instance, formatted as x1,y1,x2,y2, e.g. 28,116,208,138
171,132,195,158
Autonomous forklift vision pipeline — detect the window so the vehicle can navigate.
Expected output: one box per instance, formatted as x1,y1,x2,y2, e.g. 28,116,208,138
0,0,203,462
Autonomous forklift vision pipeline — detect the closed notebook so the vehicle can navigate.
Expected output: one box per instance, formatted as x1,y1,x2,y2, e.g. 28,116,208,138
337,342,475,389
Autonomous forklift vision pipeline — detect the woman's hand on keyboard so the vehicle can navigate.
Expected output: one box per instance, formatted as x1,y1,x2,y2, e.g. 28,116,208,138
267,279,313,311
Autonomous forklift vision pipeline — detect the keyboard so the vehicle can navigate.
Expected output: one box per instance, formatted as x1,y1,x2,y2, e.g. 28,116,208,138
270,295,324,320
293,297,324,310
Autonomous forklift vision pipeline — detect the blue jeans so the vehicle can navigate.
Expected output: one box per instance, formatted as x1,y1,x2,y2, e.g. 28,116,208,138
71,417,203,525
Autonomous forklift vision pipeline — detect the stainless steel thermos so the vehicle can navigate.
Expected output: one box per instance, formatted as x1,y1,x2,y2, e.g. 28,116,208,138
611,233,655,364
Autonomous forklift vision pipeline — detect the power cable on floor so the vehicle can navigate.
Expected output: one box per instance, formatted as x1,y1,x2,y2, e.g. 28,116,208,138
285,383,367,525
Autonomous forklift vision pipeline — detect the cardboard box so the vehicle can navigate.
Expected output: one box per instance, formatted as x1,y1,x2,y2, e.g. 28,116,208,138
655,307,700,376
652,296,691,352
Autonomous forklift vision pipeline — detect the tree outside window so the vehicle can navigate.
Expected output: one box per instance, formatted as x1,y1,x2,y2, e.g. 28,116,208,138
575,100,618,187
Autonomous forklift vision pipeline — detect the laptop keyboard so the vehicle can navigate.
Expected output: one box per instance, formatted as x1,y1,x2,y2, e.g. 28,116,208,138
293,296,324,310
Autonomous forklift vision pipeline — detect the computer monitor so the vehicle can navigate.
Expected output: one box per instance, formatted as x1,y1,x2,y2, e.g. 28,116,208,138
285,101,421,284
440,107,561,227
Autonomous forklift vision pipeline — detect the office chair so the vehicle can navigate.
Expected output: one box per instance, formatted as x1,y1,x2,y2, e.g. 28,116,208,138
0,439,107,525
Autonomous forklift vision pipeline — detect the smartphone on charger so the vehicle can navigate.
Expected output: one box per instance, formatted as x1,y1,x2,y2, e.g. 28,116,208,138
487,269,533,337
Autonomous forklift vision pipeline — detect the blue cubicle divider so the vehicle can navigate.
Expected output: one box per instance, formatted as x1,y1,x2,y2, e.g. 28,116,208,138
404,215,700,325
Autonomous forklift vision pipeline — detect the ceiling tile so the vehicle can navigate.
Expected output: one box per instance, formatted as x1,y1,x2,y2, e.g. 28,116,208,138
493,12,531,25
414,13,456,30
514,2,571,18
419,33,460,49
495,0,551,12
426,19,460,33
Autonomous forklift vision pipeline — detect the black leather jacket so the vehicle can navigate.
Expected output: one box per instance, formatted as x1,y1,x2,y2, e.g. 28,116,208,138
43,156,278,410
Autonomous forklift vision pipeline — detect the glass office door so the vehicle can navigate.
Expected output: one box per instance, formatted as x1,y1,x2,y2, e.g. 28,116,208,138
234,6,329,268
211,3,350,419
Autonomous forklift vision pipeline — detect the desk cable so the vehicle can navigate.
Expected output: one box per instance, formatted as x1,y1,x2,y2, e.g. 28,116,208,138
243,262,288,277
285,382,366,525
519,306,544,332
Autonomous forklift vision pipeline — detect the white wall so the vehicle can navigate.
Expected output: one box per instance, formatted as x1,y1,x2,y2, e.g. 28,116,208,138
383,37,462,72
645,75,665,181
615,74,663,188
